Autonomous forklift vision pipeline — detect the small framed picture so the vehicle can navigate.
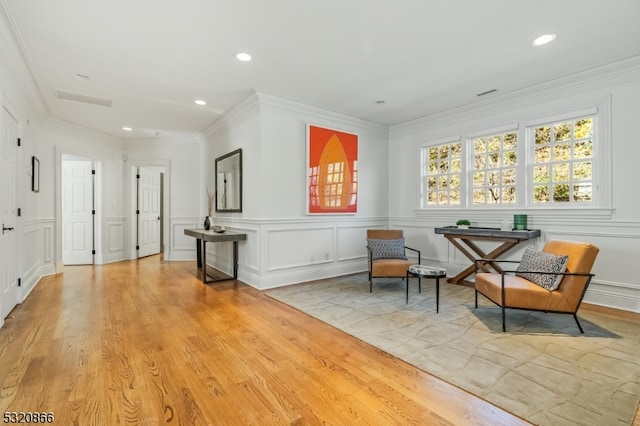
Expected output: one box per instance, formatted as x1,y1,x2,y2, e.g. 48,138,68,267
32,156,39,192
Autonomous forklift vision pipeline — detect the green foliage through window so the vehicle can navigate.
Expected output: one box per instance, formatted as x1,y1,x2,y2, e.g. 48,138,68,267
472,131,518,205
420,113,596,208
532,117,593,204
422,141,462,206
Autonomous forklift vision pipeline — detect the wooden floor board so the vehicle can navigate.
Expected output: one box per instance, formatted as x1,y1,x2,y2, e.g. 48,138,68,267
1,256,638,425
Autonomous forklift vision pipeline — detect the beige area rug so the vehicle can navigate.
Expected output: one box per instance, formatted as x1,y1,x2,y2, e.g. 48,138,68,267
266,273,640,426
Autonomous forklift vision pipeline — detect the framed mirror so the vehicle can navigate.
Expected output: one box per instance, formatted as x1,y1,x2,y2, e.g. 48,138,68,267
215,148,242,212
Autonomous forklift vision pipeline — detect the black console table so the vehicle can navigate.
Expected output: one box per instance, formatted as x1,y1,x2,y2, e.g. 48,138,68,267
434,226,540,286
184,229,247,283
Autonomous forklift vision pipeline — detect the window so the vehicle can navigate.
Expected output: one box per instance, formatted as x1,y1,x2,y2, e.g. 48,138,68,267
421,141,462,206
472,131,518,205
419,110,599,209
531,117,593,204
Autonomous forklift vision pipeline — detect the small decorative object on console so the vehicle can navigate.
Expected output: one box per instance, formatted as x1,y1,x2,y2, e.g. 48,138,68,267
456,219,470,229
513,214,527,230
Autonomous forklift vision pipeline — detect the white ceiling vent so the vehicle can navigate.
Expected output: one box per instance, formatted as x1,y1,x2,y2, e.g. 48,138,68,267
56,90,112,107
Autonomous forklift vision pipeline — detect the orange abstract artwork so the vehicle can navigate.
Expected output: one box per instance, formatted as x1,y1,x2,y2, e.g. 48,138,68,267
307,125,358,214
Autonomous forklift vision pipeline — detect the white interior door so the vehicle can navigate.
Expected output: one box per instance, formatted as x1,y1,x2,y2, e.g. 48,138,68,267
1,106,19,319
62,159,94,265
137,167,161,258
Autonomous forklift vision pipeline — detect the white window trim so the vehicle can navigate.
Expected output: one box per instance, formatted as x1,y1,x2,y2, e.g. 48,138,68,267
464,124,519,206
417,96,613,212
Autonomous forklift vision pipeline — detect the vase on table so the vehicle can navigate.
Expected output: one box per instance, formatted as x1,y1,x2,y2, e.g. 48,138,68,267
513,214,527,230
204,216,211,230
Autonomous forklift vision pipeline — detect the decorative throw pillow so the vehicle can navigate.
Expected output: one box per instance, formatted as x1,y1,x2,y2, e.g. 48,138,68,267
367,238,407,260
516,247,569,291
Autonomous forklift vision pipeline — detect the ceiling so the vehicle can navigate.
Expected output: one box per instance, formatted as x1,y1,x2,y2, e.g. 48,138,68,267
3,0,640,140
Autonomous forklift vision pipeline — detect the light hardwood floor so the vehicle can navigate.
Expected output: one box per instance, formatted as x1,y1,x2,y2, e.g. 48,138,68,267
0,256,637,425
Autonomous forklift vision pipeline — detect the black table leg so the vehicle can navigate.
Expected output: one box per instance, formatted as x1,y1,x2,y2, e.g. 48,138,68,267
435,277,440,313
196,238,202,268
232,241,239,279
406,271,409,304
202,239,208,282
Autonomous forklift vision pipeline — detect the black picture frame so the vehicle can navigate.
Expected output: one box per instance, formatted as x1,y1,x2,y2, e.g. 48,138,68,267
215,148,242,212
32,156,39,192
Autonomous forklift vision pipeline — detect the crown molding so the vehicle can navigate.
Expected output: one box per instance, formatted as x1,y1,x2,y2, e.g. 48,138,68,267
391,55,640,138
44,117,125,151
200,90,260,139
0,0,49,119
255,90,388,133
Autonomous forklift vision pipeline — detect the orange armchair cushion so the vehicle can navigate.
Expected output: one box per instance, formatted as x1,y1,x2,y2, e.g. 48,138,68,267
475,240,599,314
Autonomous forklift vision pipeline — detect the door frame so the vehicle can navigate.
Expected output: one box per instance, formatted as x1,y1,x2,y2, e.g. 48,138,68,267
60,155,95,265
126,159,171,260
0,96,22,325
54,147,101,271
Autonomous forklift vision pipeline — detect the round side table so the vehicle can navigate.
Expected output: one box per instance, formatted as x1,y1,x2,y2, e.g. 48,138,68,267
406,265,447,312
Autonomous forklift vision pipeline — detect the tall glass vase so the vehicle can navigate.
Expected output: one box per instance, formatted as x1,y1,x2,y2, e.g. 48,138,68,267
204,216,211,230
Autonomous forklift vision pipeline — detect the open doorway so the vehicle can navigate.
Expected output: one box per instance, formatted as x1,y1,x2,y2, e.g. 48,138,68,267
127,160,169,261
137,166,163,258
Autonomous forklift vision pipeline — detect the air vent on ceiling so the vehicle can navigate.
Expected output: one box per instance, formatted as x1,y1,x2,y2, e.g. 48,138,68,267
56,90,112,107
477,89,497,97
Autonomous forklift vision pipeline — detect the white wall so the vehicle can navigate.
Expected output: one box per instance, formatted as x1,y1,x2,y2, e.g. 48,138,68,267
388,57,640,312
199,92,391,289
1,7,49,305
41,120,126,268
124,138,201,261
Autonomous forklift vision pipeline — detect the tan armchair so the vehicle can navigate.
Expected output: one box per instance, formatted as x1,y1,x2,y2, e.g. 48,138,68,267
367,230,420,292
474,240,599,333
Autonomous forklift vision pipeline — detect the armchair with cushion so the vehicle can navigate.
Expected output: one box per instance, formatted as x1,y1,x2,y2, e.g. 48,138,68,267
474,240,599,333
367,230,420,292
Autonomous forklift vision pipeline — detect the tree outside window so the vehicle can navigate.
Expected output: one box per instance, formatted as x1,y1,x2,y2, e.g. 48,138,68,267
421,141,462,206
532,117,593,204
472,131,517,205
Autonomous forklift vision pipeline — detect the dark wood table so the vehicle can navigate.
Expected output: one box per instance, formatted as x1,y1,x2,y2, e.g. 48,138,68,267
434,226,540,286
184,229,247,283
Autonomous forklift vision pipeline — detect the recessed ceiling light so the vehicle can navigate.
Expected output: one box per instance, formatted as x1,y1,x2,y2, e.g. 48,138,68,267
194,99,207,106
532,33,556,47
122,126,133,132
235,52,252,62
374,100,386,104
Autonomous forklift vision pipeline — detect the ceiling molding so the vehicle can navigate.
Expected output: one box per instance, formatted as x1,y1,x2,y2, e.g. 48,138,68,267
44,117,125,151
391,55,640,138
0,0,48,118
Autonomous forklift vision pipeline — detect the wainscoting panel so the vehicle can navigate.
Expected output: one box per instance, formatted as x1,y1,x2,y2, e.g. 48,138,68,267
336,225,370,261
104,217,125,263
267,227,334,271
170,218,200,261
19,219,56,300
20,221,42,297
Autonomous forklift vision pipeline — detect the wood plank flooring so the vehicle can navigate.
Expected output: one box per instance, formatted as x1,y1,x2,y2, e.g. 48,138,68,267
0,256,637,425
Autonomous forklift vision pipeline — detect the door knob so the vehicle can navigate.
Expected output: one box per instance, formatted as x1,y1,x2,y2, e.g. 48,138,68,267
2,224,14,234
